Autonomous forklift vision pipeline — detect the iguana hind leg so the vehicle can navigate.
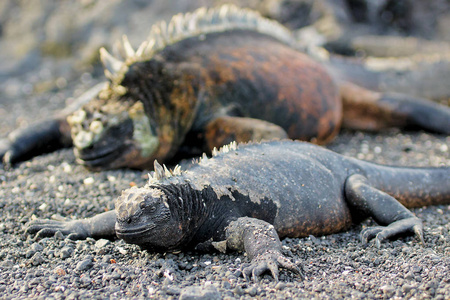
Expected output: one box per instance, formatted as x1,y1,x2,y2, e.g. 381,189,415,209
344,174,424,248
203,116,288,151
340,82,450,134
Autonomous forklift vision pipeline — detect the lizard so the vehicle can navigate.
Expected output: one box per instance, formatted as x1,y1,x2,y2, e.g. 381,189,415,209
26,140,450,281
1,5,449,170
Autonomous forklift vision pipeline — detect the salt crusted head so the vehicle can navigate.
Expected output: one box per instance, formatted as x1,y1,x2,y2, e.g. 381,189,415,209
66,5,293,170
114,185,178,250
114,160,187,251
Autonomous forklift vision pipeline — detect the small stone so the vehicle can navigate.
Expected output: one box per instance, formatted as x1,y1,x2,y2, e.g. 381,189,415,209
233,285,245,296
275,282,286,290
95,239,110,249
246,286,258,296
61,162,72,173
76,258,93,272
54,266,66,276
60,247,73,259
117,246,127,255
83,177,94,185
402,284,414,293
30,253,44,266
180,285,221,300
165,286,181,295
80,275,91,286
380,285,395,297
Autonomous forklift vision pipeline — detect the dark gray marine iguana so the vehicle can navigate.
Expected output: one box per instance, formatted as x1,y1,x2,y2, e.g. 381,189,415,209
1,5,450,170
26,140,450,281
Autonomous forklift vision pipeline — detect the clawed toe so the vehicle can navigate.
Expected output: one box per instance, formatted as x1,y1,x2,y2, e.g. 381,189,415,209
242,252,302,282
360,217,424,247
25,219,89,240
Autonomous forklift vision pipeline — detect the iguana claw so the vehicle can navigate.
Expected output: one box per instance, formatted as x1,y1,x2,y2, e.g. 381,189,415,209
26,219,90,240
361,217,424,247
242,250,303,282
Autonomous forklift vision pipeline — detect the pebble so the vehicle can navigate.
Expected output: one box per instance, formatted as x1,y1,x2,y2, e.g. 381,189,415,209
95,239,110,249
179,285,221,300
60,246,74,259
75,259,93,272
30,253,44,266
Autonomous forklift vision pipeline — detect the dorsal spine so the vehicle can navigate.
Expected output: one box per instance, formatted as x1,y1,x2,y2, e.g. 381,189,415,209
100,5,294,84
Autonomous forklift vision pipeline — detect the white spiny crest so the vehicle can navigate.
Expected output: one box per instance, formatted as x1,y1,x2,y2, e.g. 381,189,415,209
99,5,293,84
99,47,126,81
163,164,172,177
153,160,165,180
122,35,135,57
172,165,182,176
148,160,183,184
200,152,209,164
212,147,219,157
218,141,238,154
135,41,148,57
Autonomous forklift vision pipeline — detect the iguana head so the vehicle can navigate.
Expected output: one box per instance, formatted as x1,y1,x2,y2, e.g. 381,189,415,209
67,5,294,170
114,185,188,251
67,87,159,170
66,33,165,170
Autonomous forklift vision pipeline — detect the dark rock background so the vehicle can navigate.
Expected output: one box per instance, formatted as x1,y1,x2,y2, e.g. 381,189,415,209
0,1,449,299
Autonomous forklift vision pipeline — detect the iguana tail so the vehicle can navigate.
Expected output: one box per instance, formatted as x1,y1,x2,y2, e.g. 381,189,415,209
364,164,450,208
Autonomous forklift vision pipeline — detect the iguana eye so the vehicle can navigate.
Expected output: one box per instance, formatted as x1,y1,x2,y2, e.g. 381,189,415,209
140,201,157,212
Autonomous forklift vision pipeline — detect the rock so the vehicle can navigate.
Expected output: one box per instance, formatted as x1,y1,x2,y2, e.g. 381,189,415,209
30,253,44,266
95,239,110,249
179,285,221,300
75,258,93,272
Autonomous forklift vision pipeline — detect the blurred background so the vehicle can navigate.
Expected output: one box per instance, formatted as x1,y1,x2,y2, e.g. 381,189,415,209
0,0,449,135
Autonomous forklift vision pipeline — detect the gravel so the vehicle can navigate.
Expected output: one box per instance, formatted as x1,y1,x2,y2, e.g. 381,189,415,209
0,1,449,299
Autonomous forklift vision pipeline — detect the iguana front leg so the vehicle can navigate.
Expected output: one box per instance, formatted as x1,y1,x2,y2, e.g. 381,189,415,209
224,217,302,281
204,116,288,151
1,82,106,168
26,210,117,240
1,118,72,168
345,174,424,247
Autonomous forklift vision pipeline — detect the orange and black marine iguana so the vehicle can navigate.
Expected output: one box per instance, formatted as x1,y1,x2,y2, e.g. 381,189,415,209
1,5,449,170
26,140,450,281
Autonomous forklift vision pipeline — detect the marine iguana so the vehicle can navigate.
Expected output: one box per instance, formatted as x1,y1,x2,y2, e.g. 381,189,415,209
26,140,450,281
1,5,450,170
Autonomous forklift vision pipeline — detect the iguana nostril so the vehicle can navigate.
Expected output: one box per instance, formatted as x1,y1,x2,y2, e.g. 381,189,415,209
139,201,146,209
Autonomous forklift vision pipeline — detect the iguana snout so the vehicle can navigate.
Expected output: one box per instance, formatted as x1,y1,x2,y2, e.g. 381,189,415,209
114,186,182,251
68,91,159,170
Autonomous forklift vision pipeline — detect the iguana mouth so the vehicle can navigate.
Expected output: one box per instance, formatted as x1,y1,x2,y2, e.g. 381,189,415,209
75,143,127,168
115,225,154,241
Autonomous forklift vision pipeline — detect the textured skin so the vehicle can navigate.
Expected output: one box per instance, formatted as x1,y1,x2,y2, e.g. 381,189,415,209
2,21,450,170
26,140,450,280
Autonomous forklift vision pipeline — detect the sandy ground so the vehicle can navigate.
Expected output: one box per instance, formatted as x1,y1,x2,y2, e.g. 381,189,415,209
0,1,449,299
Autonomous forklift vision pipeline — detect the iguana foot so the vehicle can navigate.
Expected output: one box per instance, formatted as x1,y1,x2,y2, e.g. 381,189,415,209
242,250,303,282
26,219,90,240
361,217,424,248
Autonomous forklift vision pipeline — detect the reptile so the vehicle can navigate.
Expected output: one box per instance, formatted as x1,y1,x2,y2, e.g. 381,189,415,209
1,5,449,170
26,140,450,281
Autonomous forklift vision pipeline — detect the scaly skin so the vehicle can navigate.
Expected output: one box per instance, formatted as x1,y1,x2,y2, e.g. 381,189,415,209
26,140,450,281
